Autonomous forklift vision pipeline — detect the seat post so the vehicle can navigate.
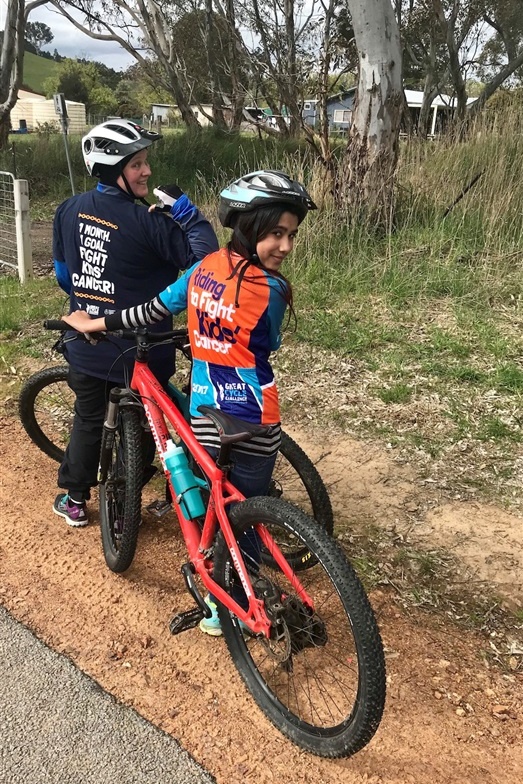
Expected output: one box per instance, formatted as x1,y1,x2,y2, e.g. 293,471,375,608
216,443,232,472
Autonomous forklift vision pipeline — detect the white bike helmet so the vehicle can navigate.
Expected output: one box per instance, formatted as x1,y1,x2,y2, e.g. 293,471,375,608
219,170,316,227
82,120,162,177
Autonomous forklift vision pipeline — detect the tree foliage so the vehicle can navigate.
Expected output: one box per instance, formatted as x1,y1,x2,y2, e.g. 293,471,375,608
42,58,119,114
396,1,523,130
25,20,54,51
3,0,523,222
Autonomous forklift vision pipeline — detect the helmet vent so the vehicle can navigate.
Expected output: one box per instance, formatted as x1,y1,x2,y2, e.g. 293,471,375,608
95,138,112,151
104,123,138,140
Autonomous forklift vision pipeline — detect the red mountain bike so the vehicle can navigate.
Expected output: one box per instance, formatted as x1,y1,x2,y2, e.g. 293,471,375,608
33,321,386,758
19,337,334,542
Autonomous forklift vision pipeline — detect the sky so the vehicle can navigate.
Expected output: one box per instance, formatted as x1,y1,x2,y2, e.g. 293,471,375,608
0,1,136,71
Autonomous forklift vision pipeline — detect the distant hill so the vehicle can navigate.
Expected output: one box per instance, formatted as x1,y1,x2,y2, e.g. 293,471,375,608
22,51,59,95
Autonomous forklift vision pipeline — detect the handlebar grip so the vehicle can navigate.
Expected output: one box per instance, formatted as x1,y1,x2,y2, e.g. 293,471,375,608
44,320,69,330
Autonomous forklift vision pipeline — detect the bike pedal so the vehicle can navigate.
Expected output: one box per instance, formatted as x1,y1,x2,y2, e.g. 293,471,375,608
169,608,205,635
145,499,172,518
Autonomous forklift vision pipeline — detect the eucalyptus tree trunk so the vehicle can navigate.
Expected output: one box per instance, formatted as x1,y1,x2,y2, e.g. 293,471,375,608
314,0,337,168
203,0,227,128
282,0,301,137
0,0,47,149
432,0,468,125
224,0,247,130
247,0,306,137
336,0,403,228
0,0,25,148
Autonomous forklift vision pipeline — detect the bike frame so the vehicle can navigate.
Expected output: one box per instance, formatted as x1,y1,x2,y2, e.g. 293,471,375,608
128,356,314,638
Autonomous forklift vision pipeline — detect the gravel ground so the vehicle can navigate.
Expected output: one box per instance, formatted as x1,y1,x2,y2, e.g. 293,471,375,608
0,607,215,784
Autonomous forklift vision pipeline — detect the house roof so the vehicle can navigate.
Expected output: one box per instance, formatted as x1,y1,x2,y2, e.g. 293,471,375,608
404,89,477,107
16,89,85,106
326,87,476,107
327,88,356,103
17,89,46,102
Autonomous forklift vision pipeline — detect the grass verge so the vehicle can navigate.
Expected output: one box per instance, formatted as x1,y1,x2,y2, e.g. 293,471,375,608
339,522,522,674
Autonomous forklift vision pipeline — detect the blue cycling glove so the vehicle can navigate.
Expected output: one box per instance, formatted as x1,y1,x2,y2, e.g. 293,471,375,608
153,184,196,223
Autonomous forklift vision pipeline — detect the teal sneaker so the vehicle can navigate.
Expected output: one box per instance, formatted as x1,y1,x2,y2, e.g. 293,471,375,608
198,596,251,638
199,596,222,637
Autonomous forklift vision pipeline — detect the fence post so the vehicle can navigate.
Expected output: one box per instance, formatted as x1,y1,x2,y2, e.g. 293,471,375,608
13,179,32,283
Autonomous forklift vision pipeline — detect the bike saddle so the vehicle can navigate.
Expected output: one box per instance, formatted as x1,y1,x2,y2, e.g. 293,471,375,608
197,405,274,444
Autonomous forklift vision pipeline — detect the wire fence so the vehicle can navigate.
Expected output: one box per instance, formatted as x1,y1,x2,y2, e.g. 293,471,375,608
0,172,17,274
0,171,32,282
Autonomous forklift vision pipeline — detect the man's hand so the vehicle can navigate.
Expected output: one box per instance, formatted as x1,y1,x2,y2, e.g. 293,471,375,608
153,184,184,209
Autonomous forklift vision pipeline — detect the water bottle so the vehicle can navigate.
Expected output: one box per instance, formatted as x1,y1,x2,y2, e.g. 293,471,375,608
163,439,205,519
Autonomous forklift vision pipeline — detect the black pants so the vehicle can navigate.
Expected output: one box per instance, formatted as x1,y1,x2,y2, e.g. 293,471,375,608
58,368,158,503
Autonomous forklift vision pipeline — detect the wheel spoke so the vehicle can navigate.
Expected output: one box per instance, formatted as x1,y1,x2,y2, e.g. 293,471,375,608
19,366,74,462
214,497,386,757
99,408,143,573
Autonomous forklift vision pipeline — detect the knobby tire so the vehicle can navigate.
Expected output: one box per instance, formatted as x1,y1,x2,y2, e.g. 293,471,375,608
272,431,333,534
19,365,72,462
213,496,386,758
99,407,143,573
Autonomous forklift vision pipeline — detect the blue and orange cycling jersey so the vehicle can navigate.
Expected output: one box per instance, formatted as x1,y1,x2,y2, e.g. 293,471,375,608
159,248,288,424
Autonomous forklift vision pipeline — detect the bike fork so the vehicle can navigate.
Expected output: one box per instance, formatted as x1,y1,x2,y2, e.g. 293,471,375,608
98,387,131,484
98,396,119,483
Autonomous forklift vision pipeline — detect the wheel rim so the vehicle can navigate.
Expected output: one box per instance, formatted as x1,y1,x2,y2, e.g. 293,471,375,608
269,451,316,517
224,521,362,733
32,376,74,458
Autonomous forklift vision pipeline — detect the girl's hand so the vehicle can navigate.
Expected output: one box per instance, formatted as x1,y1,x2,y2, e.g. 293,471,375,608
61,311,106,333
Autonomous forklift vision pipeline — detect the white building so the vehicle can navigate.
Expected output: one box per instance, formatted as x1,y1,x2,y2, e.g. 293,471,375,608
11,89,87,134
403,89,477,136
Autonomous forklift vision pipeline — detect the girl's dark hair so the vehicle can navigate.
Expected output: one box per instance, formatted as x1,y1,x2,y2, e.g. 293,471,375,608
227,203,299,326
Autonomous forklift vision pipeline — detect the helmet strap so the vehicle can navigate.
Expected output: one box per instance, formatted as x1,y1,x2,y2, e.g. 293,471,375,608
119,170,150,206
233,218,263,266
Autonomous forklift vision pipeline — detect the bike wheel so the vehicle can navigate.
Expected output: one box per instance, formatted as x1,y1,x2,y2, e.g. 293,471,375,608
19,366,72,462
99,407,143,573
213,496,386,758
264,431,334,570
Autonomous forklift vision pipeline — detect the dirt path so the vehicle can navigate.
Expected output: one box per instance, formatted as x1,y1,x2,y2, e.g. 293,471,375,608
0,415,521,784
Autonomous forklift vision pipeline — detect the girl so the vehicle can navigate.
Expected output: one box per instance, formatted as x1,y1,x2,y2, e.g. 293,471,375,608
62,169,316,634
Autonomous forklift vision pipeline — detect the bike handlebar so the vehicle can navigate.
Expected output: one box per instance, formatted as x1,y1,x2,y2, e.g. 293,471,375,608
43,320,189,345
44,320,70,331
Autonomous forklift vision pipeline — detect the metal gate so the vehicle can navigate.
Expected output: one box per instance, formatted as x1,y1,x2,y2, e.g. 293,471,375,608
0,171,32,282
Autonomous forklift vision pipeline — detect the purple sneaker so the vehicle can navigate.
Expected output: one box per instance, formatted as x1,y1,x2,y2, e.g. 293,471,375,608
53,494,88,528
